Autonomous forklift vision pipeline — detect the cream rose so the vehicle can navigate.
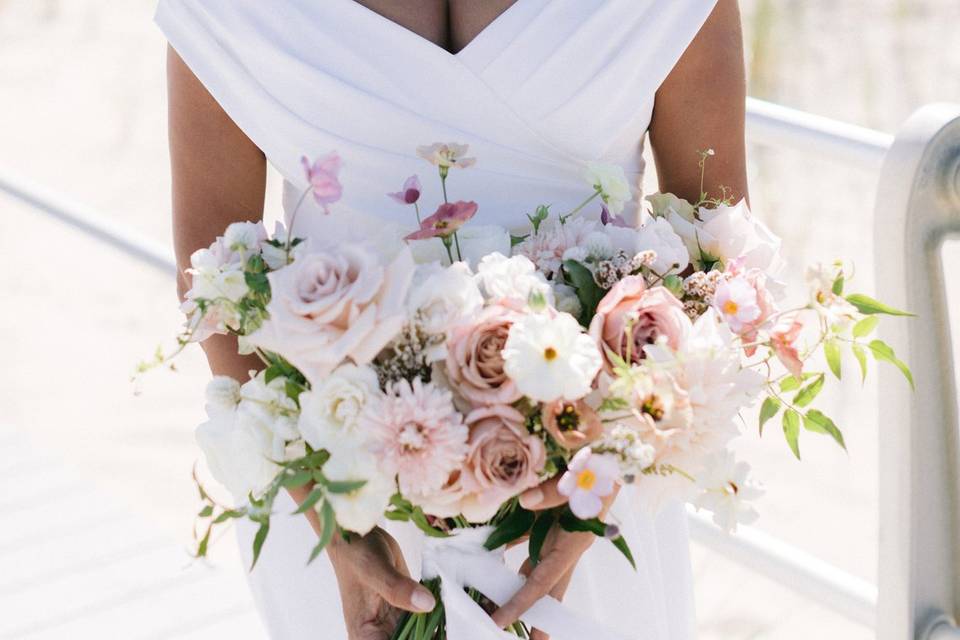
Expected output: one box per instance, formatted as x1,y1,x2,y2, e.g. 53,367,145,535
445,304,521,407
247,241,415,384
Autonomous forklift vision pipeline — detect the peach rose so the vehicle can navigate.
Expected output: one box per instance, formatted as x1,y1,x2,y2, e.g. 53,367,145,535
445,304,521,407
541,399,603,450
589,275,691,369
458,405,546,522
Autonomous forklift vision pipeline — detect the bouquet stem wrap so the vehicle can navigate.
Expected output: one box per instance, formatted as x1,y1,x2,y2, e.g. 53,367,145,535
421,528,630,640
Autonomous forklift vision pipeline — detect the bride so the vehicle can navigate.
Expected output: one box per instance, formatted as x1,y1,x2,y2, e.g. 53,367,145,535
158,0,747,638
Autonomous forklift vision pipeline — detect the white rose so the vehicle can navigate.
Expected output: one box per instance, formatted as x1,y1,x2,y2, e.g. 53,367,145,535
247,240,415,384
584,161,633,215
298,363,382,454
323,448,396,535
408,262,484,361
636,217,690,273
204,376,241,418
475,253,554,307
237,371,300,461
195,407,278,501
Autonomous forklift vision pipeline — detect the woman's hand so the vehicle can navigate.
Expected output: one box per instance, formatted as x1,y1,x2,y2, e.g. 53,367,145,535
327,527,437,640
491,478,618,640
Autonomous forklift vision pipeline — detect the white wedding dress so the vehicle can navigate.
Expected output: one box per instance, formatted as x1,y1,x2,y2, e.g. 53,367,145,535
156,1,718,637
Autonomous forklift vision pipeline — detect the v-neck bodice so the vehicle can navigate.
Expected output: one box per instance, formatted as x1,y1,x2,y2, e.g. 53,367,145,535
157,0,717,236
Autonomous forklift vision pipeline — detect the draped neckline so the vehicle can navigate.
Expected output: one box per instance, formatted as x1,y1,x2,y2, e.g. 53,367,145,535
338,0,534,61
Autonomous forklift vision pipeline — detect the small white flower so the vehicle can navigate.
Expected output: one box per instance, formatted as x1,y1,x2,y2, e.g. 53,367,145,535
712,276,761,332
223,221,267,255
323,448,396,535
237,371,301,461
204,376,241,418
475,253,554,307
195,406,278,501
187,247,249,302
407,262,483,360
298,363,382,454
694,450,763,532
585,161,632,215
806,263,862,330
503,312,602,402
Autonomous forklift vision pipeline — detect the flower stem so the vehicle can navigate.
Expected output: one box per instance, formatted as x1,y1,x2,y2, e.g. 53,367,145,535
441,236,455,265
285,187,312,256
414,201,422,225
453,231,463,262
559,189,601,223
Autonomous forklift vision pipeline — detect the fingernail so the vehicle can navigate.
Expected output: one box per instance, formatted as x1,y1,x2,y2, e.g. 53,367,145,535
519,488,543,509
412,589,436,612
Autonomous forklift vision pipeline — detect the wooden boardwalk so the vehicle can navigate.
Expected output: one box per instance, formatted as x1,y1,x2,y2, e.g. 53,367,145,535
0,425,265,639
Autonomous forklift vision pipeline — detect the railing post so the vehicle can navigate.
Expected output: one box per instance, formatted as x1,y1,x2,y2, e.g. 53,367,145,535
874,104,960,640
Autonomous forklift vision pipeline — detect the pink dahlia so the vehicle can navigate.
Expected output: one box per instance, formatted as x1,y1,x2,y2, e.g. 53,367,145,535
363,378,469,496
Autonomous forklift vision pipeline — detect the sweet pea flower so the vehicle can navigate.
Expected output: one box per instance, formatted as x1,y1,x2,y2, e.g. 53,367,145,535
387,175,422,205
416,142,476,169
301,152,343,213
770,319,804,379
558,448,620,519
404,201,478,241
600,202,631,228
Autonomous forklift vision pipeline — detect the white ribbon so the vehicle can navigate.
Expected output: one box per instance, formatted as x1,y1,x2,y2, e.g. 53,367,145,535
420,527,631,640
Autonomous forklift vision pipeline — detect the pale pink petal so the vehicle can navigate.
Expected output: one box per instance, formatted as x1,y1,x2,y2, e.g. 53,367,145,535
569,491,603,519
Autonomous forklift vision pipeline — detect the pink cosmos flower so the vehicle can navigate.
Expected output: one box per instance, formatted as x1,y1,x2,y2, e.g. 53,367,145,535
387,175,422,205
722,259,781,355
541,399,603,450
770,319,804,379
301,153,343,214
404,201,478,241
558,448,620,519
363,378,469,497
712,276,761,333
416,142,476,169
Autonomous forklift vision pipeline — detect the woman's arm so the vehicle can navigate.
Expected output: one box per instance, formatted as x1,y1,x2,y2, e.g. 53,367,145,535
166,47,435,638
492,3,749,636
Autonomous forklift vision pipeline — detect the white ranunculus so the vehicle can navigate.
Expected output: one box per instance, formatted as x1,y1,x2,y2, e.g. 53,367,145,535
636,217,690,273
407,225,511,269
223,221,267,255
408,262,483,360
237,371,301,461
246,240,415,384
323,448,397,535
502,312,602,402
584,161,633,215
474,253,554,307
195,406,278,501
552,283,582,318
298,363,382,454
697,200,784,274
204,376,241,418
694,450,763,532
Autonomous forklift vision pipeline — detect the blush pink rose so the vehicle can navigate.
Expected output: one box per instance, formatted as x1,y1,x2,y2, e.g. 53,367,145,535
445,304,521,407
458,405,546,522
589,275,691,369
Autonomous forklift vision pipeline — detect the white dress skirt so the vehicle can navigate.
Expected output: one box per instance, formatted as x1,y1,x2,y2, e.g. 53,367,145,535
155,0,719,637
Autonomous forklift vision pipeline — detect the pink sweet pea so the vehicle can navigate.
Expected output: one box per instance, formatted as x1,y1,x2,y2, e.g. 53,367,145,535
301,153,343,214
558,448,619,519
404,201,478,241
771,319,804,379
387,175,422,205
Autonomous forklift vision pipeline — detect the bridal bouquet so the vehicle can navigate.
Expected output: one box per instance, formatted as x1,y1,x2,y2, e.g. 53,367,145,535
147,143,912,639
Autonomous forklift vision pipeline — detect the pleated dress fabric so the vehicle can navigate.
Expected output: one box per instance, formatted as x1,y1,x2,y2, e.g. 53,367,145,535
156,1,718,637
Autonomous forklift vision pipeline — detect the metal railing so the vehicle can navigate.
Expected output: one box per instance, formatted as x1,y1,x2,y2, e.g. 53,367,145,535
2,97,958,639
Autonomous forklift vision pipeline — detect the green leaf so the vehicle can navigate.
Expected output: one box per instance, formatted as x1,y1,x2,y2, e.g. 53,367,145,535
324,479,367,494
410,508,449,539
852,343,868,382
198,504,214,518
831,273,845,296
196,523,213,558
793,374,825,408
282,470,313,489
804,409,847,450
244,271,270,295
263,364,285,385
557,511,605,535
852,316,879,339
308,500,336,564
758,396,781,436
484,507,535,550
293,486,325,514
610,535,637,570
510,234,529,247
824,339,842,380
782,410,801,460
383,510,410,522
250,521,270,570
563,259,605,325
528,511,555,567
846,293,914,317
212,508,246,524
868,339,915,389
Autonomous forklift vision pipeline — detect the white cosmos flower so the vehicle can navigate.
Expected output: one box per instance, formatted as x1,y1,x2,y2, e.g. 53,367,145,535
407,262,483,360
694,450,763,532
712,276,761,332
475,253,554,307
502,312,602,402
298,363,382,455
237,371,301,462
195,403,278,501
323,448,396,535
584,161,633,215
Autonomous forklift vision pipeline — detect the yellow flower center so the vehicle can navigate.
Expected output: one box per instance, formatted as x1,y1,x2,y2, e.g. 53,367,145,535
722,300,739,315
576,469,597,490
543,346,558,361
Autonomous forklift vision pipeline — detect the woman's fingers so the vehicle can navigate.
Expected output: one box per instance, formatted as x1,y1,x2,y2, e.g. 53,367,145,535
362,562,436,613
519,476,567,510
522,563,575,640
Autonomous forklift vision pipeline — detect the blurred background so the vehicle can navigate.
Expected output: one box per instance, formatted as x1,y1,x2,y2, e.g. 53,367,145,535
1,1,958,638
